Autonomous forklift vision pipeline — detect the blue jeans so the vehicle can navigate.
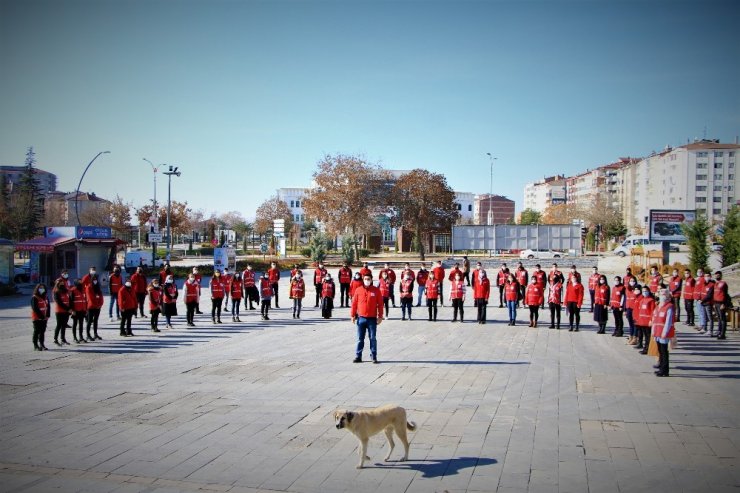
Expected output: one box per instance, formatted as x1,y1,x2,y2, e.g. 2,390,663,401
356,317,377,359
697,301,706,328
109,294,120,318
416,286,426,306
507,300,517,321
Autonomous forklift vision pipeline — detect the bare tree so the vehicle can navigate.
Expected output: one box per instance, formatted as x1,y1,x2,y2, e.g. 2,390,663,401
254,196,293,237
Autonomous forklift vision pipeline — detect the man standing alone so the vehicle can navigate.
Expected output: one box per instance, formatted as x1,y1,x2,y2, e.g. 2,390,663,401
351,273,384,364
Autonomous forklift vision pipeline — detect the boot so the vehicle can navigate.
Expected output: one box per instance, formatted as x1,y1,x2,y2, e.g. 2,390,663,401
217,318,222,324
534,321,537,328
233,316,237,322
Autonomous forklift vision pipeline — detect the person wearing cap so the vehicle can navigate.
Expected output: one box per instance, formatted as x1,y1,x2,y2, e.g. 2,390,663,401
162,275,178,329
338,262,353,308
351,273,383,364
652,289,675,376
290,271,306,319
268,261,281,308
321,273,336,319
712,271,731,340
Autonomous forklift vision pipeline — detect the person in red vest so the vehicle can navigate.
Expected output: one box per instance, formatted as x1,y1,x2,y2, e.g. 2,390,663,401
313,262,327,308
471,261,485,290
338,262,353,308
290,272,306,319
587,267,600,313
242,265,259,310
70,279,88,343
377,271,391,318
449,271,466,322
358,262,372,278
634,286,656,352
648,266,662,296
162,275,178,329
712,271,731,340
53,279,72,346
192,267,203,314
118,279,138,336
432,260,446,305
652,289,676,376
222,267,233,313
259,273,274,320
290,264,303,281
496,263,510,308
525,276,544,327
682,269,696,326
85,275,104,341
416,263,429,307
80,266,97,287
183,273,200,327
31,283,51,351
625,278,640,344
668,268,682,322
321,274,336,319
593,274,610,334
473,270,491,324
548,273,563,329
398,270,415,321
349,272,363,303
565,265,582,305
609,276,626,338
210,270,226,324
425,274,440,321
130,266,148,318
108,265,123,322
268,261,281,308
382,263,398,308
447,262,463,284
515,263,529,308
565,275,584,332
693,268,706,330
699,271,716,336
351,273,384,364
147,278,162,332
531,264,547,309
504,272,520,325
623,267,635,287
229,272,243,322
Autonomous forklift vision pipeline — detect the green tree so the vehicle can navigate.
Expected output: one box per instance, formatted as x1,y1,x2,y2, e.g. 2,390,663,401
519,208,542,225
340,233,358,265
682,213,711,273
0,174,10,238
720,205,740,266
309,232,330,262
7,147,45,241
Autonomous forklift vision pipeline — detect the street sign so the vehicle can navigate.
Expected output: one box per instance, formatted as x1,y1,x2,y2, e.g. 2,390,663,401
148,233,163,243
259,243,268,254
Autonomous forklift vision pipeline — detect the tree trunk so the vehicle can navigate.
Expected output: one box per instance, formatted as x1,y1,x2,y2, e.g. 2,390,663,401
352,225,360,263
417,226,425,261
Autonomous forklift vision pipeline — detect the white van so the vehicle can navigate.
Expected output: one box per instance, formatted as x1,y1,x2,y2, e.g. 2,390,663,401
125,250,164,271
613,235,661,257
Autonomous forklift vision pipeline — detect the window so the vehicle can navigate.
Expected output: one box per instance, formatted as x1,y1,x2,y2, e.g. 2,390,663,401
714,174,723,180
696,197,707,203
713,209,722,215
290,200,295,208
696,174,707,181
468,204,472,212
696,185,706,191
713,197,723,203
294,214,299,222
730,174,735,180
729,185,735,192
697,208,706,215
714,163,723,168
697,152,708,158
300,214,305,222
714,185,723,191
295,200,301,208
730,163,735,168
714,151,724,157
696,163,707,169
730,151,735,157
456,203,461,211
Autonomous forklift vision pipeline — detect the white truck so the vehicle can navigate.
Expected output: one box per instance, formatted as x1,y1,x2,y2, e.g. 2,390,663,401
124,250,164,272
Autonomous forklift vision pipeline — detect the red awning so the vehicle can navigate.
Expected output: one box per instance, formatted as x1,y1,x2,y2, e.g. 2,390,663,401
15,236,76,253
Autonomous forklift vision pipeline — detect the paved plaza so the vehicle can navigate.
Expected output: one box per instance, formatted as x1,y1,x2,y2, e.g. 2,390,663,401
1,276,739,493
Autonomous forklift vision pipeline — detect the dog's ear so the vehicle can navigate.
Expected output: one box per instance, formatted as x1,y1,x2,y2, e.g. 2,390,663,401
347,411,354,422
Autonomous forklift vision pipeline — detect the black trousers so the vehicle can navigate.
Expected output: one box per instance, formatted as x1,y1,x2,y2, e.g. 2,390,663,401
673,297,681,321
452,298,464,321
635,325,649,347
383,297,389,317
463,271,470,286
498,285,505,306
136,293,146,316
340,283,350,307
715,305,727,338
529,306,539,323
549,303,561,327
567,302,580,328
185,302,197,325
211,298,223,320
72,312,86,340
400,297,413,318
476,299,487,322
261,300,270,318
271,282,279,307
427,299,438,320
86,308,100,337
55,312,70,342
612,308,624,334
150,309,160,330
293,298,302,317
33,320,47,348
684,299,695,325
314,283,322,306
657,340,669,375
120,309,135,335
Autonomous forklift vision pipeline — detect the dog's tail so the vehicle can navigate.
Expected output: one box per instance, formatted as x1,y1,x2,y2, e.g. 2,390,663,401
407,421,416,431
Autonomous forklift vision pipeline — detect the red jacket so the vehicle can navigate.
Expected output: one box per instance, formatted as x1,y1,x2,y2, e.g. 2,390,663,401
350,279,363,297
668,275,682,298
497,269,509,287
268,267,280,283
54,289,70,314
148,287,162,311
109,272,123,295
118,286,137,311
473,278,490,300
163,283,178,304
564,283,584,307
693,276,706,301
635,296,656,326
382,268,397,284
432,266,445,282
525,284,543,306
259,278,273,299
448,268,463,282
85,284,104,310
350,284,383,320
131,272,147,294
648,273,662,294
358,267,372,278
626,288,640,310
416,269,429,286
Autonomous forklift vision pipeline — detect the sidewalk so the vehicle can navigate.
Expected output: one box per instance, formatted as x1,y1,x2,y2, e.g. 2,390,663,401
1,278,738,492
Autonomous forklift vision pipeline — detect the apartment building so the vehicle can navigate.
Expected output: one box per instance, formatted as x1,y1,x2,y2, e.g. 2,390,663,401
473,194,516,225
1,165,57,194
523,175,566,212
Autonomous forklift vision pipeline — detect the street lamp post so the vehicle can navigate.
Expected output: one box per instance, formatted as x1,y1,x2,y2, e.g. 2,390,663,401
74,151,111,226
486,153,497,226
143,158,165,265
163,165,181,261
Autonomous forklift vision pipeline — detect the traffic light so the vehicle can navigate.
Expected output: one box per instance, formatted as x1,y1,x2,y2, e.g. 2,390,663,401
581,227,588,237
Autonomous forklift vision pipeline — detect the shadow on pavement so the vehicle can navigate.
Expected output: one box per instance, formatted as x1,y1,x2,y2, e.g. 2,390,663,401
370,456,497,478
380,360,529,365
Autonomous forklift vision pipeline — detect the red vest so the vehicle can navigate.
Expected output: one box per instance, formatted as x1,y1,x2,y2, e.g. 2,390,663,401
533,270,546,288
163,284,178,304
32,295,49,321
54,290,70,313
148,287,162,311
242,270,256,287
610,284,625,309
626,287,639,310
594,284,609,305
416,270,429,285
432,266,445,282
314,267,327,285
378,278,391,298
525,284,543,306
497,270,508,286
450,280,466,299
290,280,305,299
184,281,199,302
131,272,147,294
700,280,714,304
268,267,280,282
71,288,87,312
651,302,675,338
548,283,562,304
448,268,462,282
321,281,335,298
636,297,656,326
473,278,490,299
588,273,600,290
713,280,727,304
425,279,440,299
693,277,705,301
682,276,695,299
516,268,528,286
548,269,562,285
649,273,661,293
383,269,397,284
504,281,519,301
260,279,273,298
399,279,414,298
210,278,225,298
229,280,243,299
338,267,352,284
668,275,682,298
350,279,363,297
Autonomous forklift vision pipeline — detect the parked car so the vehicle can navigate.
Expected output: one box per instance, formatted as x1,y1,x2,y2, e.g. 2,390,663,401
612,235,661,257
519,249,565,260
13,262,30,283
711,242,723,251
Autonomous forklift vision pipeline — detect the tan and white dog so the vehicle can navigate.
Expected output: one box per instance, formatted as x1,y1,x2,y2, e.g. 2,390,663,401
334,404,416,469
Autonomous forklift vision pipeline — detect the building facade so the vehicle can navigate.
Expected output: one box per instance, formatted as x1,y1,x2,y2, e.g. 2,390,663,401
44,191,111,226
276,187,310,226
0,165,57,194
523,175,566,212
474,194,516,225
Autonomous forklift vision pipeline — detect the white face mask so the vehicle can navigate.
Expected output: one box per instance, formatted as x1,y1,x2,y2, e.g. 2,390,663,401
93,280,98,285
599,279,605,284
90,270,96,275
659,294,669,303
363,279,372,287
125,282,131,288
39,288,45,294
62,273,69,279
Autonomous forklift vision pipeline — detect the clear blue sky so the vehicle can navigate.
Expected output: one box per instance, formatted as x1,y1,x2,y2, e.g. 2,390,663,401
1,0,738,221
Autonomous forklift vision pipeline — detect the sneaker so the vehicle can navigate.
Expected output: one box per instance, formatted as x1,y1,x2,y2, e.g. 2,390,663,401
353,357,362,363
373,359,379,364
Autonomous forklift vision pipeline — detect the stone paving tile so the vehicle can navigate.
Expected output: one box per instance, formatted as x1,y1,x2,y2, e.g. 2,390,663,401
1,276,739,492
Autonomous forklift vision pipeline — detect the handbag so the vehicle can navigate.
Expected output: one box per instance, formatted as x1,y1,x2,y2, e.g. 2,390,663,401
647,337,659,357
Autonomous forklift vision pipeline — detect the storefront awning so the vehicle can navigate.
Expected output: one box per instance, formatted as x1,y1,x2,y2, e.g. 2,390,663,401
15,236,76,253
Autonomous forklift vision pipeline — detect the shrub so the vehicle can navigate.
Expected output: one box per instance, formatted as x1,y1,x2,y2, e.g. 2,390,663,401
300,248,312,258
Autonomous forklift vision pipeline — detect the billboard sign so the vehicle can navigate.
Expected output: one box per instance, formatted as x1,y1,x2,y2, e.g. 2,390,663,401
648,209,695,242
44,226,76,238
76,226,112,239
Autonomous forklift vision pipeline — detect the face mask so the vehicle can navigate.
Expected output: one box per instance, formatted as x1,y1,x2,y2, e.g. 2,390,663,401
642,291,650,297
363,280,372,287
629,281,636,286
93,280,98,285
296,275,302,280
90,270,96,275
673,272,678,277
456,277,461,281
153,284,159,289
659,294,669,303
572,280,578,285
599,279,605,284
125,282,131,288
39,288,45,294
62,273,68,279
189,277,195,282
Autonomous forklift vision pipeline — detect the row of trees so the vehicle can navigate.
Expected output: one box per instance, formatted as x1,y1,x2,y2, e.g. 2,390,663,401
518,195,627,241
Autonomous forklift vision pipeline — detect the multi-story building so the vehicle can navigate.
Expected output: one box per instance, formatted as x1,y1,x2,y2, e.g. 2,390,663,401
474,194,515,225
0,165,57,194
44,191,111,226
276,187,310,226
523,175,566,212
454,192,475,223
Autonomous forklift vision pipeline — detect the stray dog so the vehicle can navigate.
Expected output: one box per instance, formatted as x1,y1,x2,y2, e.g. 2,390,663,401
334,404,416,469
